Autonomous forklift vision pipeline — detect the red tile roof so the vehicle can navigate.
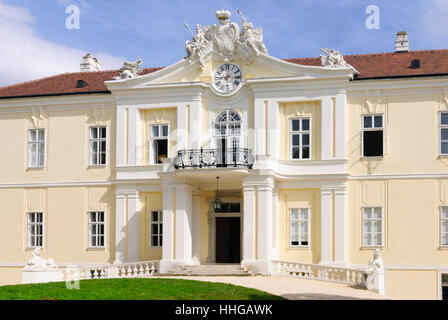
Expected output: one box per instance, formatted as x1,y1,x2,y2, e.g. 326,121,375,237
1,50,447,99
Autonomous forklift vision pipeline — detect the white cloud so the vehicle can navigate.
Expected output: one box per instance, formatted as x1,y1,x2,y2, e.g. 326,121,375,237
0,1,126,86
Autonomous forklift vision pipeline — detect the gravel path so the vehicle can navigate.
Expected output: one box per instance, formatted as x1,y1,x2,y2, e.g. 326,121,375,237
153,275,390,300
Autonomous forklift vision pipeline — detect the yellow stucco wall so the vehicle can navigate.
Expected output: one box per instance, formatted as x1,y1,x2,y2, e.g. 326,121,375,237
386,269,439,300
0,268,22,286
139,192,163,261
0,186,115,264
279,101,322,160
278,189,321,264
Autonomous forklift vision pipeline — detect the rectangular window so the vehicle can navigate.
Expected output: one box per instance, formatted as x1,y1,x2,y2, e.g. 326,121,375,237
440,112,448,155
88,211,105,248
290,208,310,247
362,207,383,247
362,115,384,157
89,126,107,165
441,207,448,246
150,124,169,164
291,118,311,160
28,129,45,168
150,210,163,247
27,212,44,248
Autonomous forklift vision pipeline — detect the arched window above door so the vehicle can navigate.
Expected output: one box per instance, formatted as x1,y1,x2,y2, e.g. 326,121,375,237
215,109,241,139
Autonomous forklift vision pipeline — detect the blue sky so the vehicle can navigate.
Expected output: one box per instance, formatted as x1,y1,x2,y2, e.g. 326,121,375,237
0,0,447,86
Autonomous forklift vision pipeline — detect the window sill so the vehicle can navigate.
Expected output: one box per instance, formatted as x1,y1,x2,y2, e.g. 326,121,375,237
26,247,45,251
288,246,310,250
149,246,162,249
86,247,106,251
26,167,45,171
439,246,448,250
361,156,384,161
361,245,384,250
87,165,107,169
437,155,448,159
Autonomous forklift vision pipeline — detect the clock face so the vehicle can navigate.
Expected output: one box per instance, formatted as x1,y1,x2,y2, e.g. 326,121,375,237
213,64,242,93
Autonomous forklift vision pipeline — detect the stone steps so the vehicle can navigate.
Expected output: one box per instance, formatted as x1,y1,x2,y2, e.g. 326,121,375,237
163,264,253,276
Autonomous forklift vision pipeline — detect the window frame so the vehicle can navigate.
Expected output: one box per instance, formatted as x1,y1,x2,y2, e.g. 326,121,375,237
88,211,106,249
362,114,384,158
290,118,312,160
89,126,107,166
441,206,448,247
362,207,384,248
289,208,311,248
28,129,46,168
149,124,169,165
27,212,44,249
439,112,448,156
150,210,163,248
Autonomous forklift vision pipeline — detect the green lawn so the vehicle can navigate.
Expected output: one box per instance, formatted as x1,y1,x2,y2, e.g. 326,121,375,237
0,278,285,300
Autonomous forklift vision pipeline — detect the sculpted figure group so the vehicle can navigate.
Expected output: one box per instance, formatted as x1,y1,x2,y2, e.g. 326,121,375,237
184,9,268,64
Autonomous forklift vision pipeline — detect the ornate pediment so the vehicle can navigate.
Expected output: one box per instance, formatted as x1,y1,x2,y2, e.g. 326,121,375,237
185,9,268,67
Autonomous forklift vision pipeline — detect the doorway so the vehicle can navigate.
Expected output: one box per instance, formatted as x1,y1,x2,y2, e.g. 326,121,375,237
215,217,241,263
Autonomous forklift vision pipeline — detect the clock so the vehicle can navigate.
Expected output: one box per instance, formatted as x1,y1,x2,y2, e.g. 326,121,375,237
213,63,242,93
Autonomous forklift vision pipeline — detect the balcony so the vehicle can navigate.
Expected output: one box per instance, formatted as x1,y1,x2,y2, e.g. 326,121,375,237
173,148,255,170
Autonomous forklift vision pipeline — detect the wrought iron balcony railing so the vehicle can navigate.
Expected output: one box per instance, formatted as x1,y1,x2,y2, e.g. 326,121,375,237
173,148,254,169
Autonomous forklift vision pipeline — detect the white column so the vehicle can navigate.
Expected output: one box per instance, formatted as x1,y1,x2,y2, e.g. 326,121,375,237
190,98,202,150
127,107,137,165
160,186,174,273
254,98,266,156
127,191,140,262
320,188,333,265
116,107,126,166
114,193,126,264
175,185,193,265
257,183,273,274
321,96,332,160
335,94,347,159
242,185,256,266
192,192,201,265
334,189,347,266
271,188,279,260
266,100,279,159
177,104,188,151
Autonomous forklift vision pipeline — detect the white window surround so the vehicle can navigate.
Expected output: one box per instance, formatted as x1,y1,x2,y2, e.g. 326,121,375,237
362,207,384,248
441,206,448,247
150,210,163,248
28,129,46,168
362,114,384,159
439,112,448,156
89,126,107,166
290,118,311,160
27,212,44,249
149,124,169,165
88,211,105,248
289,208,310,248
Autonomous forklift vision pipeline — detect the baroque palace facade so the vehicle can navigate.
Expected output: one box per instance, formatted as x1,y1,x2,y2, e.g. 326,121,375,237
0,10,448,299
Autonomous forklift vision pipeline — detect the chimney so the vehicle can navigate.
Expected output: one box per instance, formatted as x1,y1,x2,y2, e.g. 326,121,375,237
80,53,101,72
395,31,409,52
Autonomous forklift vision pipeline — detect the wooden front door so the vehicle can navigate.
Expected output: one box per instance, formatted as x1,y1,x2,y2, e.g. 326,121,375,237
215,217,241,263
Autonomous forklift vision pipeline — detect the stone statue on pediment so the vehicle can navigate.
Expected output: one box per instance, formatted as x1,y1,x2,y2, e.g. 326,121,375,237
238,10,267,56
320,48,348,68
115,59,143,80
185,24,210,62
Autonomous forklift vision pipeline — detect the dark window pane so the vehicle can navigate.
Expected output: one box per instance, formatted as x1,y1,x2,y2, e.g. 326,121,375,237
301,241,308,246
302,147,310,159
292,135,300,146
155,140,168,164
442,142,448,154
152,126,159,137
374,116,383,128
363,130,383,157
159,237,163,246
151,211,158,222
152,224,158,235
302,119,310,131
442,129,448,141
291,241,299,246
152,236,158,247
442,113,448,125
363,116,372,128
100,127,106,138
292,120,300,131
159,224,163,234
302,134,310,146
162,125,169,137
292,148,300,159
